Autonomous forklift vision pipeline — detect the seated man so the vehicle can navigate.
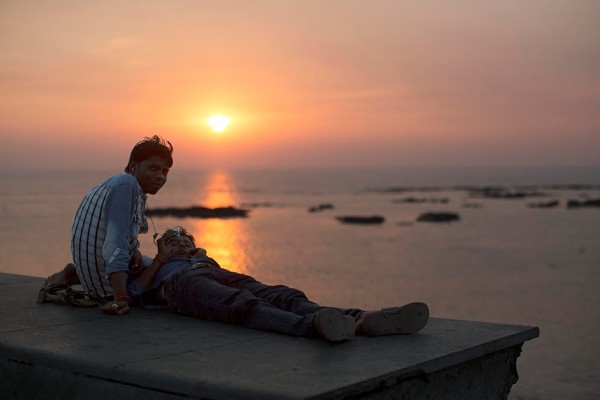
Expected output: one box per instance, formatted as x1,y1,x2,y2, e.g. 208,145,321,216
111,227,429,343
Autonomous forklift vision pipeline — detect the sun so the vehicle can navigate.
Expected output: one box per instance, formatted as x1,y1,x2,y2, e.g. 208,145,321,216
207,115,231,133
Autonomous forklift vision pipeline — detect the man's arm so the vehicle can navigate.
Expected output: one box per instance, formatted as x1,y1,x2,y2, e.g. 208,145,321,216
102,182,137,279
98,271,130,315
134,231,176,289
132,259,163,290
109,272,129,297
100,181,138,314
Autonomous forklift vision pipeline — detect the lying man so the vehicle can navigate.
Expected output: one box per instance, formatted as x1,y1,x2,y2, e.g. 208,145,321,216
114,227,429,342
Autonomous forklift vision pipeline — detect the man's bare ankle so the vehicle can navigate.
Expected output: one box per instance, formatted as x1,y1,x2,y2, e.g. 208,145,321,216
47,263,79,286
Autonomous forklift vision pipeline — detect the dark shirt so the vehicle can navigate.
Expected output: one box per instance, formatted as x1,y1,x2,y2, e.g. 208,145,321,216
127,253,219,308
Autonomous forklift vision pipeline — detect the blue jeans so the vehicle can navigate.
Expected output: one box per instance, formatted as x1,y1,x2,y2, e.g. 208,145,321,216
163,264,363,337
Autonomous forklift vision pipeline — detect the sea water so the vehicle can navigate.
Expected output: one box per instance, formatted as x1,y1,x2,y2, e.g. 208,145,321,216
1,166,599,400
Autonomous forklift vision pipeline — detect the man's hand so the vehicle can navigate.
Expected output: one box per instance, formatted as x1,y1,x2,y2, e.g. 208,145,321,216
129,250,144,273
156,229,178,261
100,300,130,315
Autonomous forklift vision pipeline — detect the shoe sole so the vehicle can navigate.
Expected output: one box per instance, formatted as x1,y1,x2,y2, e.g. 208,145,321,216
362,302,429,336
314,308,356,342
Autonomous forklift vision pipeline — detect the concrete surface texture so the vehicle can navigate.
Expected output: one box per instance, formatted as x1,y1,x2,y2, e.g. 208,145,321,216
0,273,539,399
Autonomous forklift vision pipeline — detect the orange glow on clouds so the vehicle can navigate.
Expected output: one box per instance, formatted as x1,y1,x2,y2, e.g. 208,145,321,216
1,1,599,169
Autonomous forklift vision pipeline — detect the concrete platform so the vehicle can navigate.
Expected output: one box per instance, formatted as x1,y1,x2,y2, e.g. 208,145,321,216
0,273,539,399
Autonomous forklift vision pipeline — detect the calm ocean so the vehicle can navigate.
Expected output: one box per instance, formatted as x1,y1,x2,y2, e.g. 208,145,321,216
1,166,599,399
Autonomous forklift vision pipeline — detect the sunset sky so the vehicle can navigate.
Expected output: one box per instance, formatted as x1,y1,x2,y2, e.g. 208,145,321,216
1,0,598,170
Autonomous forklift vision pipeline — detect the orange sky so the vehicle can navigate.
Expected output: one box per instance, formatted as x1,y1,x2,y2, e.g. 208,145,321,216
1,1,599,170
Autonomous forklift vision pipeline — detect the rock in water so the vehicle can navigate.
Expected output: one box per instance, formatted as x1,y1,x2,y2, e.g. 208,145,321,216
146,206,248,219
416,212,460,223
335,215,385,224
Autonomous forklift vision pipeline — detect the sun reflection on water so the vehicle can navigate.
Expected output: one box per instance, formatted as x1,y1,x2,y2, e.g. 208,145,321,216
187,170,250,274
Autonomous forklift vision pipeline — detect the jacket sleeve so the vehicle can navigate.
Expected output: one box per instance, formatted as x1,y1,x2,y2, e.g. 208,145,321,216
103,182,137,276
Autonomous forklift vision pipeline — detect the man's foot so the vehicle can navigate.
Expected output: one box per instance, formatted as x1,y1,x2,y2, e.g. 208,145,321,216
314,308,356,342
358,302,429,336
46,263,79,288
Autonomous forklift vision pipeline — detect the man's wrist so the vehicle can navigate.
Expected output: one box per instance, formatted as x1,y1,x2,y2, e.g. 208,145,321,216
153,255,166,265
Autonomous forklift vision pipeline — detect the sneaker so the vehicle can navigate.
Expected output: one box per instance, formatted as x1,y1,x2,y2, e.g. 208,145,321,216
361,302,429,336
314,308,356,342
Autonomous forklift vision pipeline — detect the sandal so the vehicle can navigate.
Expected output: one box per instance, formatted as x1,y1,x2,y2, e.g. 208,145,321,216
37,281,105,308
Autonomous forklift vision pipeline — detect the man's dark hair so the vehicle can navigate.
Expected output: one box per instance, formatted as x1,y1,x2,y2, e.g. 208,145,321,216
125,135,174,173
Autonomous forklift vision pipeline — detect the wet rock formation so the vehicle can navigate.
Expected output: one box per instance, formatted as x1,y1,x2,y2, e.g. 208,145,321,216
335,215,385,224
146,206,248,219
308,203,335,212
528,200,560,208
566,199,600,209
417,212,460,223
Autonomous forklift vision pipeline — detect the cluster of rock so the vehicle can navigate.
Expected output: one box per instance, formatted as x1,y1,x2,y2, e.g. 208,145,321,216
528,200,560,208
370,184,600,194
416,212,460,223
370,186,442,193
146,206,248,219
335,215,385,224
308,203,334,212
468,188,547,199
526,198,600,209
566,199,600,208
462,203,483,208
335,212,463,225
240,202,275,208
144,190,598,227
392,197,449,204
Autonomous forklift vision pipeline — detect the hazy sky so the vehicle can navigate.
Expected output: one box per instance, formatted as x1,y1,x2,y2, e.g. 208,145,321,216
1,0,599,170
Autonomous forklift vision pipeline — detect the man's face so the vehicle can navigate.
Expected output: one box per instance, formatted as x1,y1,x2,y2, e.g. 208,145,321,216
131,155,171,194
167,235,196,258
